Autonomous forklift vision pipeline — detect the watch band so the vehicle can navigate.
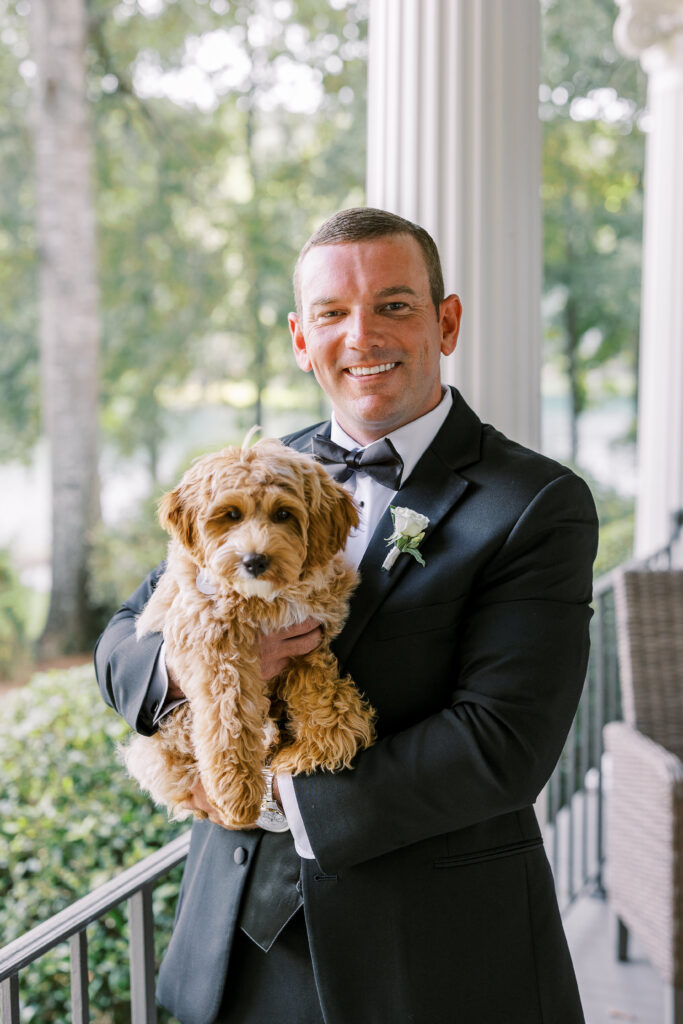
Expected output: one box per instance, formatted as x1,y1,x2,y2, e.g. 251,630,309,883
256,768,290,833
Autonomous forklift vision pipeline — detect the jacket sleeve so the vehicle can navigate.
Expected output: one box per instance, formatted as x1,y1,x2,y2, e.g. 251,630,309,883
291,471,599,873
93,561,167,736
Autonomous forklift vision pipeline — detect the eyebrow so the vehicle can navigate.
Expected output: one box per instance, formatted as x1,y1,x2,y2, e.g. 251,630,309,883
309,285,418,309
376,286,418,299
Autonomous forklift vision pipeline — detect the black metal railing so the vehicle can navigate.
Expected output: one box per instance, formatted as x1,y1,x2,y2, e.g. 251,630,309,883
545,523,681,911
0,831,191,1024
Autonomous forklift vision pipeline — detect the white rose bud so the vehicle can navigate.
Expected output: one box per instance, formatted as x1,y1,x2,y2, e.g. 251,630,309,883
393,507,429,538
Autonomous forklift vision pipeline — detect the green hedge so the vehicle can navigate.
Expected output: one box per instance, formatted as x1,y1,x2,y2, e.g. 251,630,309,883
0,666,185,1023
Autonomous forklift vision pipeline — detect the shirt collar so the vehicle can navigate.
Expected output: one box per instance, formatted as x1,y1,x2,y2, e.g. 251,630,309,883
330,387,453,487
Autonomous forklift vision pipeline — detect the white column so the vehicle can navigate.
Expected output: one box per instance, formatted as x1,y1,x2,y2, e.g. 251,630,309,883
366,0,542,450
614,0,683,559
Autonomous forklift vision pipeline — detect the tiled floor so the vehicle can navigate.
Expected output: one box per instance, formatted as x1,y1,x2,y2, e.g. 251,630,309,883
564,895,663,1024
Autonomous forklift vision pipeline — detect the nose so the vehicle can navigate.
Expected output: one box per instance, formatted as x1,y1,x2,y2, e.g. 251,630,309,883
241,553,270,577
346,308,378,348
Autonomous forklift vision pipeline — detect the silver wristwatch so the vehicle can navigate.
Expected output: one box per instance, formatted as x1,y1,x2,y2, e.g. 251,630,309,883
256,768,290,832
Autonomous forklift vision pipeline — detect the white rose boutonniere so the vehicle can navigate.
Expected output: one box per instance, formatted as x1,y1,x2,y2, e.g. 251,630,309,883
382,506,430,571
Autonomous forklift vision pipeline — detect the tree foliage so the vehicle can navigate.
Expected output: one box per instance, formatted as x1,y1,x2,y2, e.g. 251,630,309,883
91,0,367,478
0,0,39,462
1,0,367,481
541,0,646,462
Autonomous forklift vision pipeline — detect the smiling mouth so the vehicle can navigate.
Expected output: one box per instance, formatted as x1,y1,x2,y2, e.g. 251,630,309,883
346,362,398,377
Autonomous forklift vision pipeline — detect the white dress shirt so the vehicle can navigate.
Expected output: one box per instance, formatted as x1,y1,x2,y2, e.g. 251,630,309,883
153,388,453,859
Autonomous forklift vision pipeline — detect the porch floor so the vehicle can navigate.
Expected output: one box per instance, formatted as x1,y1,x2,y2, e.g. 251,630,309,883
565,895,663,1023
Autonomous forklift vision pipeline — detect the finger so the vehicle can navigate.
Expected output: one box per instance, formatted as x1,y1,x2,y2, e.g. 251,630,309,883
189,781,227,825
165,662,186,700
188,782,257,831
275,617,322,640
189,781,213,816
282,626,323,657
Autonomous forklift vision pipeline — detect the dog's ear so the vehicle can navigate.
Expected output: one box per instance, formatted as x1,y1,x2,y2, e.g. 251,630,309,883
304,462,359,571
158,484,197,550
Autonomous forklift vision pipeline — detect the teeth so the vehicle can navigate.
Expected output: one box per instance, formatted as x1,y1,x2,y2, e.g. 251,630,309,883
347,363,397,377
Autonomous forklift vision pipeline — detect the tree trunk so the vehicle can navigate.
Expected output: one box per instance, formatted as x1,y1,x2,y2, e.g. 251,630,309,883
244,102,268,431
32,0,101,657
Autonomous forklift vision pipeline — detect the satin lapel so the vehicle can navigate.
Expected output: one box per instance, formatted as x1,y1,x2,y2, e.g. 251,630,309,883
287,420,331,455
333,446,470,669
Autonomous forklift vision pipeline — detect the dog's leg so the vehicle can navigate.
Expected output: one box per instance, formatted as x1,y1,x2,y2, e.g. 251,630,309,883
190,656,271,828
269,647,376,775
121,705,200,820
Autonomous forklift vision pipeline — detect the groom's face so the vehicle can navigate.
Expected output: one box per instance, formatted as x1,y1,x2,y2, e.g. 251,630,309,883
289,235,461,446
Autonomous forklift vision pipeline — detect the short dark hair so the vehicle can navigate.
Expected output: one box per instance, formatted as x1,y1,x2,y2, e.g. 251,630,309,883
293,207,445,318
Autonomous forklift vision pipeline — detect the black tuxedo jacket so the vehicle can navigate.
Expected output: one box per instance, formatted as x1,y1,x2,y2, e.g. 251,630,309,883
95,388,598,1024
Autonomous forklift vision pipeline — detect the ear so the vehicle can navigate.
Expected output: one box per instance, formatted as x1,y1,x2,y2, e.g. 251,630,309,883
439,294,462,357
304,463,359,571
158,484,196,551
289,313,313,373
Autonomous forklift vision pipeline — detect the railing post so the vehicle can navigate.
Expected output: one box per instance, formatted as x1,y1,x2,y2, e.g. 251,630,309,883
579,682,590,886
566,718,577,902
129,884,157,1024
594,590,608,897
1,973,20,1024
70,929,90,1023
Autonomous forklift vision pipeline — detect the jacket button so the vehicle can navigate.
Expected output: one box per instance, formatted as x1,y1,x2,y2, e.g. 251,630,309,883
234,847,248,865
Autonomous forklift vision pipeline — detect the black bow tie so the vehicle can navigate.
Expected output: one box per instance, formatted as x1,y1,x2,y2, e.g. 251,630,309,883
311,435,403,490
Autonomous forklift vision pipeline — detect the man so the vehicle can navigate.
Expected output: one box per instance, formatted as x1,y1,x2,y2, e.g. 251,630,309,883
95,207,598,1023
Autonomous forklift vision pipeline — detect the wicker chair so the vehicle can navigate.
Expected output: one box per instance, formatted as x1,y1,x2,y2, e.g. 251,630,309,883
604,569,683,1024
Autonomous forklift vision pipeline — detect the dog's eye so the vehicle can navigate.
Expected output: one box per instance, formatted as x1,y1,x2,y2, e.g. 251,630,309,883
223,508,242,521
274,509,292,522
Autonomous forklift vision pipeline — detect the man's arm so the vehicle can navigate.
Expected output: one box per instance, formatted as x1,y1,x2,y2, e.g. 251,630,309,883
94,563,167,735
291,470,599,873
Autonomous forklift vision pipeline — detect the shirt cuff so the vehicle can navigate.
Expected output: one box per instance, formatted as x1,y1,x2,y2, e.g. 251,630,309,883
277,773,315,859
148,642,187,726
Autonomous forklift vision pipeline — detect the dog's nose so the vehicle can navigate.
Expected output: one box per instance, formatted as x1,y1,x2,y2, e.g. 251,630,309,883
241,553,270,577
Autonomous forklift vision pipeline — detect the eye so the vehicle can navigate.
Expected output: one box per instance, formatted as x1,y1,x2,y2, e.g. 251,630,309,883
382,301,408,312
273,508,292,522
223,507,242,521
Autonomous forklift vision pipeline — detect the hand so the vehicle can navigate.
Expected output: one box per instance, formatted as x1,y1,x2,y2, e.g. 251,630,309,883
258,617,323,680
184,779,258,830
165,663,186,702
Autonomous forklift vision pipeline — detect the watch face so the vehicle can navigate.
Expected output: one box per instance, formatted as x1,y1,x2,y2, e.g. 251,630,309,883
257,802,290,833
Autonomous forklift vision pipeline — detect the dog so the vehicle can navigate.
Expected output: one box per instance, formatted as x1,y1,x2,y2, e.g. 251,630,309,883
122,437,376,828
